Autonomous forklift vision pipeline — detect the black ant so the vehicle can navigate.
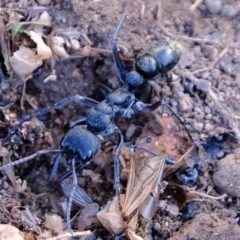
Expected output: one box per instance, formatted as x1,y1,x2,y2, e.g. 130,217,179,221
0,11,185,233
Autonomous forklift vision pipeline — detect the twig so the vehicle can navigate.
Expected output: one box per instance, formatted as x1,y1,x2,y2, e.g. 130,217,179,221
190,0,202,11
189,191,227,201
176,144,196,164
79,33,93,45
0,16,11,72
47,230,92,240
20,80,27,110
160,25,221,45
140,1,145,19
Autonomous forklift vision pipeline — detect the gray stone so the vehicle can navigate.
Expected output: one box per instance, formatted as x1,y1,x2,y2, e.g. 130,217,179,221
213,150,240,197
205,123,214,132
221,4,237,19
211,69,220,80
202,45,218,61
204,0,222,14
175,92,193,112
193,122,204,132
179,51,195,68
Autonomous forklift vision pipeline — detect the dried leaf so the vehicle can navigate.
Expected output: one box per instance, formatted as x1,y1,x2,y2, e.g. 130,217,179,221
163,184,196,209
97,195,127,235
127,230,143,240
71,39,80,50
0,146,15,187
35,11,52,27
0,16,11,72
9,45,43,77
138,155,165,219
122,152,165,220
28,31,52,60
32,11,52,35
44,213,63,234
10,207,41,234
137,116,191,158
50,36,70,59
15,178,27,193
77,203,99,231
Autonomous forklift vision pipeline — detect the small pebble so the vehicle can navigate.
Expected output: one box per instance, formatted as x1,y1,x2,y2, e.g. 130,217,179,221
234,64,240,73
175,93,193,112
167,204,179,218
37,0,51,5
174,18,182,28
179,52,195,68
233,102,240,111
205,32,223,42
233,49,240,64
200,133,207,141
153,222,161,232
205,123,214,131
204,106,211,114
2,181,8,190
170,99,178,108
6,3,13,8
213,152,240,197
202,71,210,79
193,122,204,132
204,0,222,14
162,112,169,118
220,56,234,74
221,4,237,19
215,150,226,160
196,79,211,92
194,114,204,122
194,106,202,114
193,46,203,58
202,45,218,61
205,114,212,120
221,75,232,86
211,69,220,80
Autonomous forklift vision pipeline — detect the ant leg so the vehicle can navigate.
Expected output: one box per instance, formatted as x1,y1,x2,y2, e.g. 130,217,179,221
133,99,193,142
0,149,59,171
3,115,32,144
111,13,144,88
49,151,65,180
66,158,77,235
61,177,93,208
58,161,90,183
135,99,194,144
113,129,124,210
132,99,163,113
3,95,99,144
111,12,128,84
69,117,86,128
161,100,193,143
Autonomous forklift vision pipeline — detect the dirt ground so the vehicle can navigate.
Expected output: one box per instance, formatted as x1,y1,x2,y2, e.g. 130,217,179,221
1,0,240,239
